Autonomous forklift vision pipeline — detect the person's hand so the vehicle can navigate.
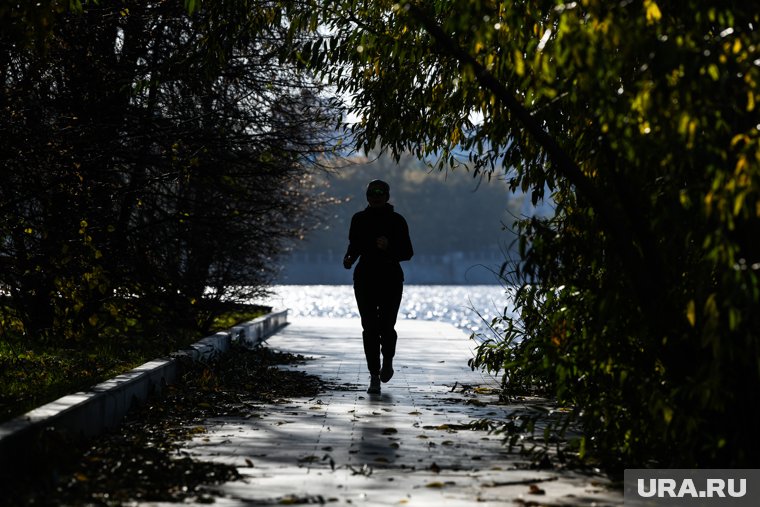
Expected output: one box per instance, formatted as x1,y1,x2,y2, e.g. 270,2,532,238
343,255,354,269
376,236,389,251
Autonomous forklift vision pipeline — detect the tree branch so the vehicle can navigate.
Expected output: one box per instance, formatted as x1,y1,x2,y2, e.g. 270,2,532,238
406,3,663,320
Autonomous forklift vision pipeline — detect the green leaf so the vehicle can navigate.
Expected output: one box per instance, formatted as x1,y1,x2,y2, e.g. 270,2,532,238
185,0,199,14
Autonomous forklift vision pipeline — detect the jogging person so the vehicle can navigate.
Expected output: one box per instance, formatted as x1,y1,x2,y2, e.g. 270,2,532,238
343,180,414,394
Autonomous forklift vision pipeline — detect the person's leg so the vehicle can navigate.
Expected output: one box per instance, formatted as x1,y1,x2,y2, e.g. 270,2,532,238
354,282,382,376
378,281,403,382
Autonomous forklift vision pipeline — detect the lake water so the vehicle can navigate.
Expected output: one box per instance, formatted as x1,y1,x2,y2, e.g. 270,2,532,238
260,285,516,340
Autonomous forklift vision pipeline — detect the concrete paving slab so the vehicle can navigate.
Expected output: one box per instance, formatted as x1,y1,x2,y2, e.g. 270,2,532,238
146,317,623,506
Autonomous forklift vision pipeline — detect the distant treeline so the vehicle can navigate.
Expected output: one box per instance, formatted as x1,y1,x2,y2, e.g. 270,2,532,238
288,153,544,261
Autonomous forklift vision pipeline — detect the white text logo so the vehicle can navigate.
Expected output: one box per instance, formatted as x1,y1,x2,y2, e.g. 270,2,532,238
638,478,747,498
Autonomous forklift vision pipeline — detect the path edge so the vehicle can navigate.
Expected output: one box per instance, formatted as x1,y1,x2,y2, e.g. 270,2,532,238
0,308,288,475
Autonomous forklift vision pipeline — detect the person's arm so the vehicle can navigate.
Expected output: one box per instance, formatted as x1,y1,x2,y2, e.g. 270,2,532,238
391,215,413,262
343,214,360,269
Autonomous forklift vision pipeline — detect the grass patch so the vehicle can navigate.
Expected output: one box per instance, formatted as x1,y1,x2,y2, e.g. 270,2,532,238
0,343,146,423
0,304,269,423
208,305,270,333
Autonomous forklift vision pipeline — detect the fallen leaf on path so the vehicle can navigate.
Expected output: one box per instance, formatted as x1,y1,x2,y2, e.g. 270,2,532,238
425,480,456,488
348,464,373,476
322,455,335,470
528,484,546,495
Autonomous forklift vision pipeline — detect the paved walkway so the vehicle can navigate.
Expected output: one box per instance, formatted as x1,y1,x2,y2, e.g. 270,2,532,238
167,317,623,506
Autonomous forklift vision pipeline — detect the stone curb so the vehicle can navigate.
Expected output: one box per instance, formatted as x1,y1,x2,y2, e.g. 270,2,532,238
0,309,288,474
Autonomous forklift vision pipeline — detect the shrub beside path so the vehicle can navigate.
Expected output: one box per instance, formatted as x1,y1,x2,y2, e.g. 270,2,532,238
170,317,624,506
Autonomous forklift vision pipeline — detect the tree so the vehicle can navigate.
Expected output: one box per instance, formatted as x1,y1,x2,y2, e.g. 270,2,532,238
282,0,760,467
0,0,339,343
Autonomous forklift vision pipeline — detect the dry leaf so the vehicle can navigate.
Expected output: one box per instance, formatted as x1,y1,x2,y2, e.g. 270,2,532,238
528,484,546,495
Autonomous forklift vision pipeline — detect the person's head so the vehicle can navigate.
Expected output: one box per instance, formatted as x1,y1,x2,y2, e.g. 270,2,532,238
366,179,390,207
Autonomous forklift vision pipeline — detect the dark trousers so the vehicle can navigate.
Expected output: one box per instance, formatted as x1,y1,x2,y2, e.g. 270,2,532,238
354,280,403,375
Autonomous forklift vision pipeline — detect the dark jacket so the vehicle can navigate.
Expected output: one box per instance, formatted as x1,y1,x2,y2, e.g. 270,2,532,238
345,203,413,283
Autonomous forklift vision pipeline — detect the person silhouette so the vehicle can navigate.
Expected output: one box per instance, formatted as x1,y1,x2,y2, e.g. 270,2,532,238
343,180,414,394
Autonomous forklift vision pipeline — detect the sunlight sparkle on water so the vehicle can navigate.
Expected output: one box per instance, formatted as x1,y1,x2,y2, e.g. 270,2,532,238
257,285,515,339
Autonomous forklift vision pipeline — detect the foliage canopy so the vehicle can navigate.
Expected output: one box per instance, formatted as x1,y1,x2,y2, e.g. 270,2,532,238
281,0,760,467
1,1,339,343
